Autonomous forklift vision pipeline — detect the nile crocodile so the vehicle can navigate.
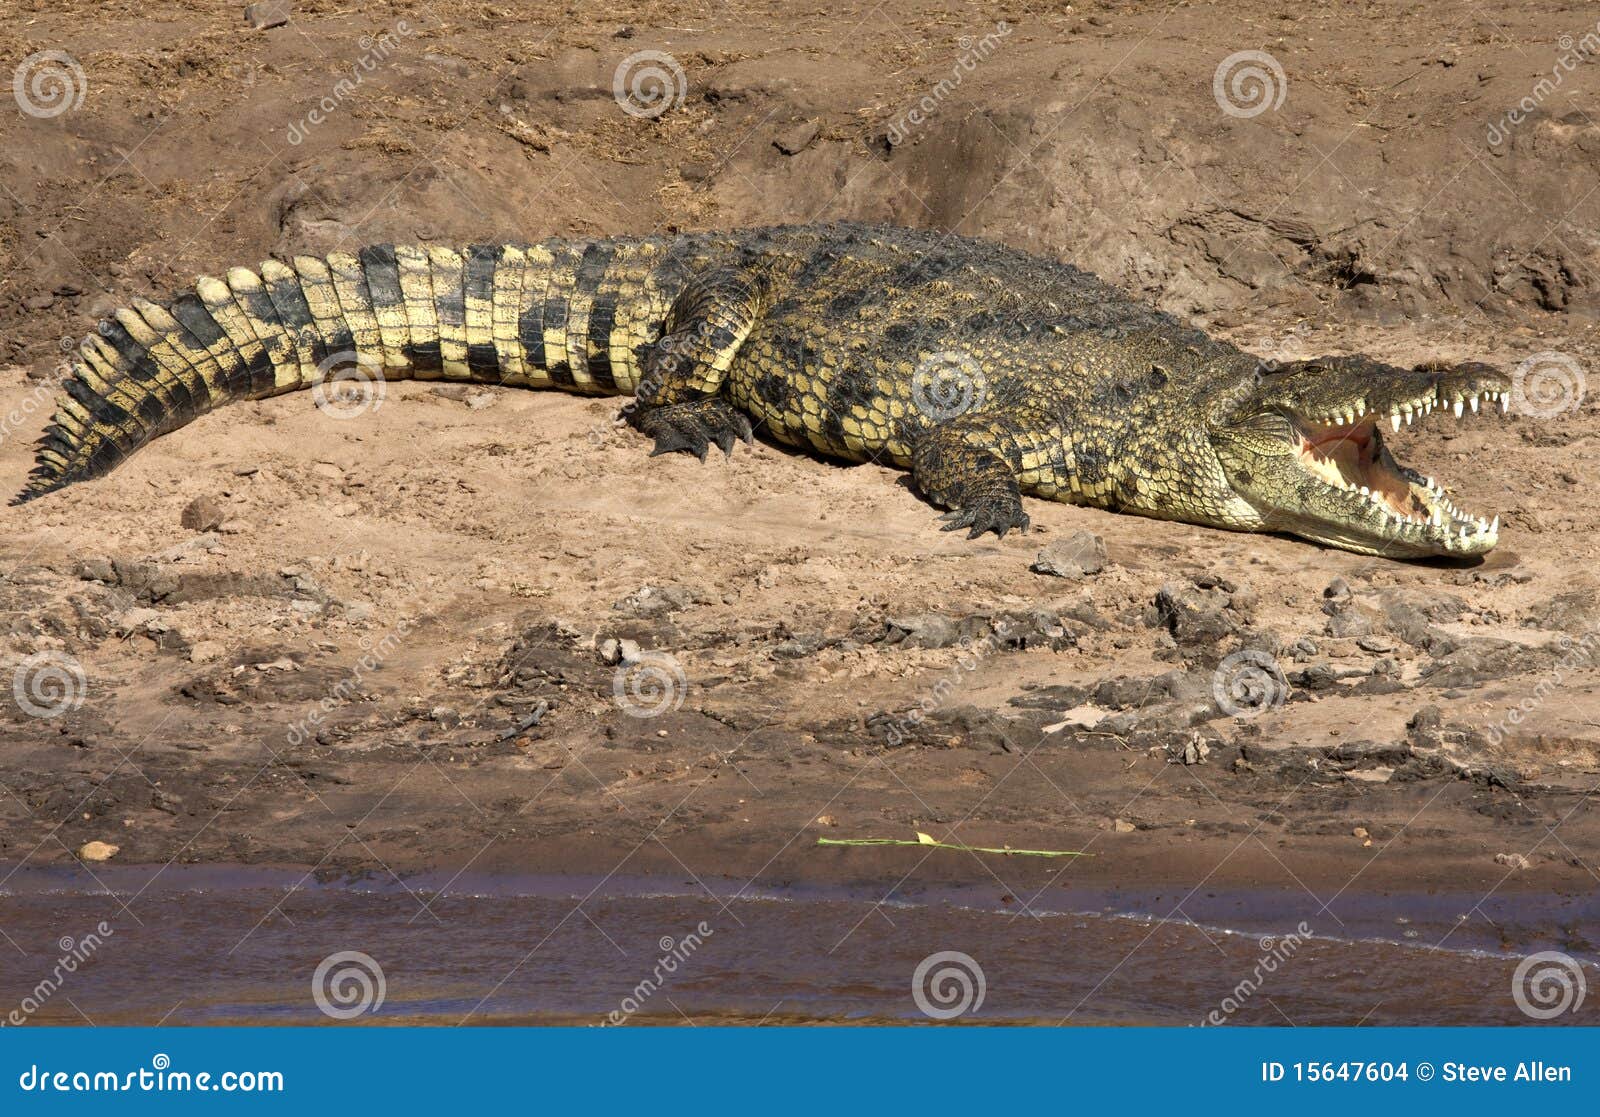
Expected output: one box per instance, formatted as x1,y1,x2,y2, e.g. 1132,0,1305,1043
16,223,1508,558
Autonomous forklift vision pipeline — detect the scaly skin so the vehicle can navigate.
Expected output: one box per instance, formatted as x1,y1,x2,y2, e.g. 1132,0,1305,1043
15,223,1509,558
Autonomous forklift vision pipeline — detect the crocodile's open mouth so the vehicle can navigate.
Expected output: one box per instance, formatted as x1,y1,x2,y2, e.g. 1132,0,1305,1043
1290,382,1505,555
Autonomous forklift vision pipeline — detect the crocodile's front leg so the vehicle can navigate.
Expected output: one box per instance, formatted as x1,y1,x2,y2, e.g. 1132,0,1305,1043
911,416,1035,539
627,267,763,459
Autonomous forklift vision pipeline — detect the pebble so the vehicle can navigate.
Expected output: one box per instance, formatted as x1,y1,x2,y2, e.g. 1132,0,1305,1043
78,840,119,862
244,1,291,30
180,496,225,532
1031,530,1107,578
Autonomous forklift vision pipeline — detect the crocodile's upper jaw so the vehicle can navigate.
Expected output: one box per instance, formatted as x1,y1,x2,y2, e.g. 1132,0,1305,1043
1211,362,1511,559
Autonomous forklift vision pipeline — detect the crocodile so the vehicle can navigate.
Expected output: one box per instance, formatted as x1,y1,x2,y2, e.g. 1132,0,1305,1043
15,223,1508,558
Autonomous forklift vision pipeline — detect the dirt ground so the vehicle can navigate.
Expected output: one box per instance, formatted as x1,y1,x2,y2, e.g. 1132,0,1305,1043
1,0,1598,947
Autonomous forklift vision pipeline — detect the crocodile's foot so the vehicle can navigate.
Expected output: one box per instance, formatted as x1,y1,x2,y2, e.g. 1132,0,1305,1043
630,397,754,461
937,479,1031,540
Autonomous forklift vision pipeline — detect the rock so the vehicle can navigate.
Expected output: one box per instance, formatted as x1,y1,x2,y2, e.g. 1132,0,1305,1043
23,293,55,311
243,1,291,30
814,814,837,827
773,120,820,155
1323,577,1351,601
1031,530,1106,578
1494,852,1532,871
1152,581,1235,646
1352,826,1370,839
884,612,964,649
430,706,462,728
465,390,496,410
189,640,225,663
1112,818,1136,833
613,583,709,618
78,840,119,862
311,461,344,481
180,496,225,532
76,556,115,583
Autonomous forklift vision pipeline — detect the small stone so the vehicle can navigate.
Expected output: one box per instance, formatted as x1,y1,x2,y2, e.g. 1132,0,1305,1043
814,815,837,828
430,706,462,728
598,637,622,665
311,461,344,481
76,556,116,583
243,1,291,30
23,293,55,310
180,496,225,532
616,638,643,665
773,120,820,155
1352,826,1370,839
1031,530,1107,578
189,640,225,663
465,391,496,410
78,840,119,862
1495,852,1532,871
1112,818,1136,833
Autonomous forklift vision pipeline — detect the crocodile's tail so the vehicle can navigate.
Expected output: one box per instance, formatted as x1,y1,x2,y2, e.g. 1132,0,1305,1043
14,241,669,504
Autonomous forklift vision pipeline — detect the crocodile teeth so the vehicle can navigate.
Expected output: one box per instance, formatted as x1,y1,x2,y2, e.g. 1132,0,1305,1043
1469,395,1480,413
1390,412,1402,433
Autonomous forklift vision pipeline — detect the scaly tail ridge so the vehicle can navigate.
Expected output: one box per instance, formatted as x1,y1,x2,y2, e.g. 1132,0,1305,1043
12,238,679,504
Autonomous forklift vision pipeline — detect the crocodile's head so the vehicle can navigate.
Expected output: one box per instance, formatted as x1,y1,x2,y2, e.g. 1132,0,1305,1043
1209,356,1510,558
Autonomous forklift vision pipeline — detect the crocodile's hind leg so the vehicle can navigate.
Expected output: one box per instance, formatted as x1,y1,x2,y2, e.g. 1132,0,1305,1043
628,267,763,459
911,418,1033,539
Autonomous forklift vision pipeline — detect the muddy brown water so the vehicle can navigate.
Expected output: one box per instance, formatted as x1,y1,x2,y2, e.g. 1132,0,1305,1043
1,865,1593,1026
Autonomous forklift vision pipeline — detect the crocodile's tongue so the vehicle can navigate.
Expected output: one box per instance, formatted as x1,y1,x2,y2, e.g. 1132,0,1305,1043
1296,416,1417,517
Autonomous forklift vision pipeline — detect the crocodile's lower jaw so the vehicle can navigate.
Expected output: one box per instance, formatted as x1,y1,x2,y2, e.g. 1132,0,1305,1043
1291,394,1504,557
